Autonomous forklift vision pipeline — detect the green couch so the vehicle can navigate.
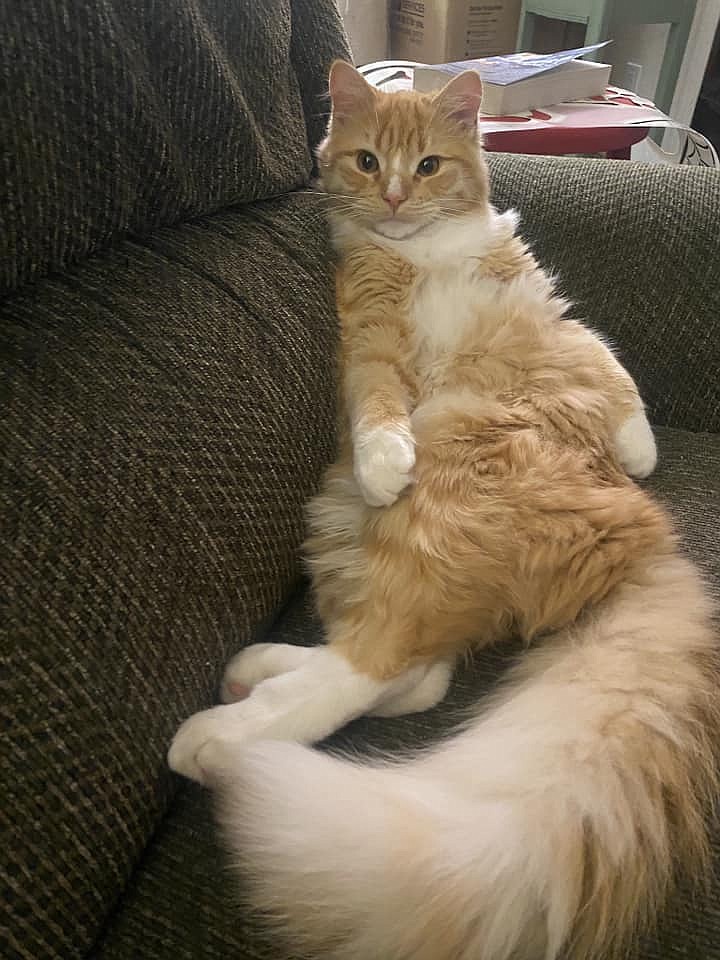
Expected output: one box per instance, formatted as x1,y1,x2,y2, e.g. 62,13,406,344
2,1,718,958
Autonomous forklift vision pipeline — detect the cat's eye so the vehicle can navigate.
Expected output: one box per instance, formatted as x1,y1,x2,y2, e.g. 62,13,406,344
357,151,379,173
417,156,440,177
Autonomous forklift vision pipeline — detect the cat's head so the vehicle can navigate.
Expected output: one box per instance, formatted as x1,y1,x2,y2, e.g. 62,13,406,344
317,60,488,241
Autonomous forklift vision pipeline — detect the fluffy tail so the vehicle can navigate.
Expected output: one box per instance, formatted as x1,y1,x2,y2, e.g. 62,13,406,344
217,554,718,960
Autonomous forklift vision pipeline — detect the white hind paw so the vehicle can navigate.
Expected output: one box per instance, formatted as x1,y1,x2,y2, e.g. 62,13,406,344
371,659,454,717
168,704,239,784
614,408,657,479
168,696,287,784
220,643,315,703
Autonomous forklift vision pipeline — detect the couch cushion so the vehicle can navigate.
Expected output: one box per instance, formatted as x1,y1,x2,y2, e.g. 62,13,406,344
92,424,720,959
1,194,339,960
0,0,348,293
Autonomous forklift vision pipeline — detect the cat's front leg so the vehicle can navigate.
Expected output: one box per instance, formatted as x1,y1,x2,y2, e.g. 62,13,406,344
353,420,415,506
340,284,417,507
572,323,657,479
613,403,657,479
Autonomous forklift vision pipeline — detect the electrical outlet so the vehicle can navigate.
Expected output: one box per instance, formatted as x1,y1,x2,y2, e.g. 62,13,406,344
623,61,643,93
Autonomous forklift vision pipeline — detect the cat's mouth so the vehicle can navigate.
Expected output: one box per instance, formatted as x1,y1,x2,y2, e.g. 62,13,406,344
372,218,430,241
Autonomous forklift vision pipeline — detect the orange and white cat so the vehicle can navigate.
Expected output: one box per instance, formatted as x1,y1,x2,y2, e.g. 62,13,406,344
169,62,718,960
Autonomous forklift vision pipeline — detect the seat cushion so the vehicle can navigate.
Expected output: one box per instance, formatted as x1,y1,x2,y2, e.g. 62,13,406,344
93,424,720,959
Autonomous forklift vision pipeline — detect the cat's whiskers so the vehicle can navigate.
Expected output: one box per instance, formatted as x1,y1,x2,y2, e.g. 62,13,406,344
434,195,490,206
299,189,367,204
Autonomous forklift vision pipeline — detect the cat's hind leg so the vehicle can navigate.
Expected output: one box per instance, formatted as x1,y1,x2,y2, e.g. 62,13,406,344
369,657,454,716
222,641,454,716
169,639,446,785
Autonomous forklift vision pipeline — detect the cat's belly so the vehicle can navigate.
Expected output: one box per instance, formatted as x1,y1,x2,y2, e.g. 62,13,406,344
411,412,617,520
306,428,664,644
411,385,605,468
407,260,550,387
410,265,499,355
312,403,626,552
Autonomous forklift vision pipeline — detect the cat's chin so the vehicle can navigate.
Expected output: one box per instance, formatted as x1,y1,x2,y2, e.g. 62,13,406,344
372,219,430,240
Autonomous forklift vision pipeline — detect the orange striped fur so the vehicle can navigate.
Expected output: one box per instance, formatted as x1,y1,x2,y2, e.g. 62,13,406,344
172,62,719,960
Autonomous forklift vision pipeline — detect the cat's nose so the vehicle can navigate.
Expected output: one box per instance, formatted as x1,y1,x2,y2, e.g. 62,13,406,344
383,176,407,213
383,192,406,213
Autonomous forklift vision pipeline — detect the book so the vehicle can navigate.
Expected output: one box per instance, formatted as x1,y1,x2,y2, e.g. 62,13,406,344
413,43,612,116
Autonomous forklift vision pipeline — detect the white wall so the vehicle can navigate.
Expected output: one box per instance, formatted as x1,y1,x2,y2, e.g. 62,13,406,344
669,0,719,125
609,23,669,101
524,2,719,125
608,2,719,127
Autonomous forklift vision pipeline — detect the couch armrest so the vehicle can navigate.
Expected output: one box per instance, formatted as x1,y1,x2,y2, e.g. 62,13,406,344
487,154,720,433
1,193,338,960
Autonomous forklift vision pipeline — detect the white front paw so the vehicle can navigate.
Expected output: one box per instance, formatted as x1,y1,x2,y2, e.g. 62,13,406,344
354,426,415,506
614,409,657,479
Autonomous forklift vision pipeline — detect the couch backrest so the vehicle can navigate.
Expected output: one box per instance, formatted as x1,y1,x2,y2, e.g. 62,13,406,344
486,153,720,434
0,0,347,294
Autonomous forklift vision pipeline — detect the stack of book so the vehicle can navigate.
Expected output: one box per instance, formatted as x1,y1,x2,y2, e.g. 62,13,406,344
413,43,612,117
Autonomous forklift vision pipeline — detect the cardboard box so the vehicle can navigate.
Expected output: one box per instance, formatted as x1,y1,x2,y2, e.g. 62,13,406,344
390,1,522,63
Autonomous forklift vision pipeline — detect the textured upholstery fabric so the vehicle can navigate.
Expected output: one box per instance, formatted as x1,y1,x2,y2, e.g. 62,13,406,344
0,0,348,293
486,153,720,435
90,428,720,960
1,196,339,960
3,0,720,957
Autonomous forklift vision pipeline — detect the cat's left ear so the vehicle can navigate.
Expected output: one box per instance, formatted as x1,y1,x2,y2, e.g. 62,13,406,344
328,60,377,119
433,70,483,129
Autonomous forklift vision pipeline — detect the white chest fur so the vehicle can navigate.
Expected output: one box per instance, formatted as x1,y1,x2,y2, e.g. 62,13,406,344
378,207,520,357
410,260,498,355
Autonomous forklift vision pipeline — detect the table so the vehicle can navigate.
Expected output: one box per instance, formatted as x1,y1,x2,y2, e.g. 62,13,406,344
480,114,649,159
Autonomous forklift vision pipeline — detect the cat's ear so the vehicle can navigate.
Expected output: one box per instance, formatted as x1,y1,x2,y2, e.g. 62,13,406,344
433,70,483,129
328,60,377,119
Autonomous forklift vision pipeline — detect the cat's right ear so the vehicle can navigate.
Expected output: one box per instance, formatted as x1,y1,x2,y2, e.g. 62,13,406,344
328,60,377,120
433,70,483,129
